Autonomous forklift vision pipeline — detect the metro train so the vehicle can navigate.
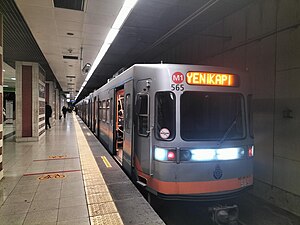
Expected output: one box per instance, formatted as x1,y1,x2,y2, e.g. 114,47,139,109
77,64,254,200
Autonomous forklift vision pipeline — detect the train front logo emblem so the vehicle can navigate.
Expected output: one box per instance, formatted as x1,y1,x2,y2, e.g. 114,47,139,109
213,165,223,180
160,128,170,139
172,72,184,84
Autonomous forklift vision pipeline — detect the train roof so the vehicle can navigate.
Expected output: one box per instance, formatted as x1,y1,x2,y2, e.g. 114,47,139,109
78,63,249,103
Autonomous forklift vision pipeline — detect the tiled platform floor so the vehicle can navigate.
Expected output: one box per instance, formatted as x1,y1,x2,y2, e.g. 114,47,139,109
0,114,89,225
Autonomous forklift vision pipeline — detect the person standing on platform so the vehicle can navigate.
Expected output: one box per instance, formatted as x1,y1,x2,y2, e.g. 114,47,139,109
45,102,52,130
62,106,67,118
74,106,78,115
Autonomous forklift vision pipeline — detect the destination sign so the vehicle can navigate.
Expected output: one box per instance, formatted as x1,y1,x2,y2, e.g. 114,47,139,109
186,72,239,87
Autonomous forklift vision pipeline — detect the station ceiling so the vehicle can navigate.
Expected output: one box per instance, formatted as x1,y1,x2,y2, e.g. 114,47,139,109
0,0,254,102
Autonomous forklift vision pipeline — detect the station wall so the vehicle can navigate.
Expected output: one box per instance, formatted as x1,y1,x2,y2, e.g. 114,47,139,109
155,0,300,216
0,14,3,180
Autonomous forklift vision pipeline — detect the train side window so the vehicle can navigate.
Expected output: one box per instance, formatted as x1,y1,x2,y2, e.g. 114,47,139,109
102,100,107,121
106,99,110,123
155,92,176,140
248,94,254,138
125,94,131,132
137,94,149,136
99,100,103,121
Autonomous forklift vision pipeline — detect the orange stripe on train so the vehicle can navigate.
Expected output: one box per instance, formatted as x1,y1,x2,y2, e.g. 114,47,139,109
137,169,253,195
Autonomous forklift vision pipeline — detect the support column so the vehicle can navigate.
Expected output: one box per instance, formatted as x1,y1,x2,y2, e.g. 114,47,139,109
16,62,46,142
55,88,60,120
46,81,56,125
53,82,57,122
60,91,65,116
0,14,3,180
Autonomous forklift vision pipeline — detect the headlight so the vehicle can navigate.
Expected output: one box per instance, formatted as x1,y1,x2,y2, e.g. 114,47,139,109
216,148,240,160
154,148,176,161
191,149,215,161
190,147,245,161
154,148,167,161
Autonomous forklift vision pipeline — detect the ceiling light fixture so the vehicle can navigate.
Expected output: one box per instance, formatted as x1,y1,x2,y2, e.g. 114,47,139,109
82,63,91,75
11,77,16,80
75,0,138,100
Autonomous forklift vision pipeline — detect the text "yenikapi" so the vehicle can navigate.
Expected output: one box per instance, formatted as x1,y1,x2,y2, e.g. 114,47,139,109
186,72,236,87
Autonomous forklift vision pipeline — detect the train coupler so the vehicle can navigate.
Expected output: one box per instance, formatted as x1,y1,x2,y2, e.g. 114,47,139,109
209,204,239,225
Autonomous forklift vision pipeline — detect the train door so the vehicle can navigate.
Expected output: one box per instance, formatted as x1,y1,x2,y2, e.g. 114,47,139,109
108,89,114,154
83,102,86,122
85,101,88,123
97,98,101,139
89,99,93,129
95,97,98,137
88,100,92,128
123,81,133,173
135,79,151,175
95,96,99,135
115,87,124,164
86,101,89,124
93,96,96,133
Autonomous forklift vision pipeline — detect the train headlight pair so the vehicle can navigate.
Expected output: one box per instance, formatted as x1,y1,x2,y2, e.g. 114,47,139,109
154,146,254,162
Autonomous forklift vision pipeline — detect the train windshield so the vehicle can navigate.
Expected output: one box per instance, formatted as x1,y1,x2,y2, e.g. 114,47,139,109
180,91,245,141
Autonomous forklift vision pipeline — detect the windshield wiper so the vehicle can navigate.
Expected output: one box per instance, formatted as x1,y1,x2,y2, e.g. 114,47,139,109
218,111,240,147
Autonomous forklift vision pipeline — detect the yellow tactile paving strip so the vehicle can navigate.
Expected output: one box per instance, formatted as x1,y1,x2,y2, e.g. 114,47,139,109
90,213,123,225
88,202,118,216
73,116,124,225
85,185,109,195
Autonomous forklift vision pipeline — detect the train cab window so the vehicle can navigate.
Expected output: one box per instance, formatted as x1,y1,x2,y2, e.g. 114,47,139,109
102,100,106,121
180,92,245,141
155,92,176,140
106,99,110,123
125,94,131,132
137,94,149,136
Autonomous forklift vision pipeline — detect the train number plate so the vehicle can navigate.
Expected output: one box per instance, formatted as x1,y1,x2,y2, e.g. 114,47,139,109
239,176,252,187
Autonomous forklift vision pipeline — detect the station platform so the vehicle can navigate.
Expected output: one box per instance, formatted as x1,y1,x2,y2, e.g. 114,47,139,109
0,113,164,225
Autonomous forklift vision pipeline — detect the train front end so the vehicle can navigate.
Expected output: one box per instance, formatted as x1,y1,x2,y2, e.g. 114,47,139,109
136,64,254,200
